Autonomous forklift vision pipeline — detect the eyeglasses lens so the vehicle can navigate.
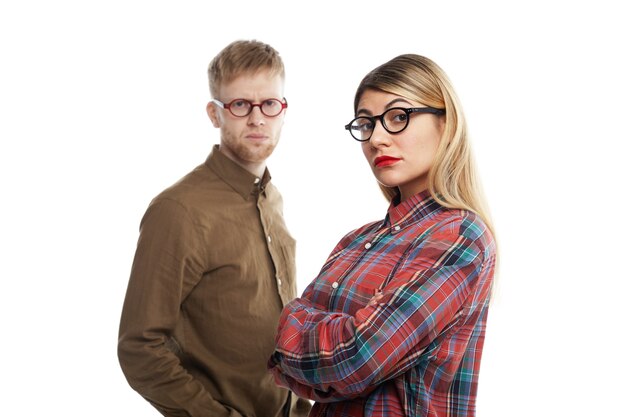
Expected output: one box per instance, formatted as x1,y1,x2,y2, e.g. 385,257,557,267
229,100,252,117
349,118,374,141
382,108,409,133
260,99,283,116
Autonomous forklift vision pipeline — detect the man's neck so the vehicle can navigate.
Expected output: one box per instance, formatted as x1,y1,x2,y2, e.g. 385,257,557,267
217,145,266,178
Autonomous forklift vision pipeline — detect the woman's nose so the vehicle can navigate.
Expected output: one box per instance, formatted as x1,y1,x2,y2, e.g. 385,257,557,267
368,122,391,147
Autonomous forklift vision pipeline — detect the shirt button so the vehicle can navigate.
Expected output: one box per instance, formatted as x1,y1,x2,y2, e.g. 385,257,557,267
277,278,282,286
331,282,339,289
254,177,260,184
267,235,272,243
394,225,401,231
364,242,372,249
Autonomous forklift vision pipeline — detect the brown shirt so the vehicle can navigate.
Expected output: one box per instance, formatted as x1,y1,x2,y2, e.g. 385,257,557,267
118,145,310,417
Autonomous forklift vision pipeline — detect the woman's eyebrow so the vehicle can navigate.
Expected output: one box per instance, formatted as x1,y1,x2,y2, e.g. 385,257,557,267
356,98,413,116
385,98,412,109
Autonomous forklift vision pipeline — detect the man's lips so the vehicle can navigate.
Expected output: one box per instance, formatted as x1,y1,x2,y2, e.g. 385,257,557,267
374,155,401,167
246,133,268,140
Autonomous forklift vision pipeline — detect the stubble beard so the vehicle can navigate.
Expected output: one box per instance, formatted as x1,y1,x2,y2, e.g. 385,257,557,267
221,130,279,165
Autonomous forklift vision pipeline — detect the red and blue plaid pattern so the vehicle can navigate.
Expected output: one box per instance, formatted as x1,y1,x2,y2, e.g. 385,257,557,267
269,191,496,416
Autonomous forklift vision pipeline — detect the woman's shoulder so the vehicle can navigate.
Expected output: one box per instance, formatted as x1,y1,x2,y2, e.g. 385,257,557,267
329,219,384,253
430,208,495,252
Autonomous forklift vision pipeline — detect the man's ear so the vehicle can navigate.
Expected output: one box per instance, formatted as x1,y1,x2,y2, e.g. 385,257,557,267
206,102,221,128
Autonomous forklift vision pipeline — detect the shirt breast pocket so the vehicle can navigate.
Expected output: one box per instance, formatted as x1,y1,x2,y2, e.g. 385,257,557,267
341,281,380,314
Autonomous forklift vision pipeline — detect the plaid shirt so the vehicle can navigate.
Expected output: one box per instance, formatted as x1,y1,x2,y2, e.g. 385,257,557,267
269,191,496,416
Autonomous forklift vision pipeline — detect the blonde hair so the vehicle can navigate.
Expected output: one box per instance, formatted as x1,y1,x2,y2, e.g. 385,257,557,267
354,54,495,237
208,40,285,98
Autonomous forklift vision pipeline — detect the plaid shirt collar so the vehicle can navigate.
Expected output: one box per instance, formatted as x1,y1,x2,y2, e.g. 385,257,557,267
385,189,444,232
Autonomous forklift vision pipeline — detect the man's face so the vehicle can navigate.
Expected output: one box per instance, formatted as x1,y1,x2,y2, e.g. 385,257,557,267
207,70,286,173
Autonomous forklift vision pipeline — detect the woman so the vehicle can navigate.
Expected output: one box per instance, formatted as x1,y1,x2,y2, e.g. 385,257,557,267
268,54,497,416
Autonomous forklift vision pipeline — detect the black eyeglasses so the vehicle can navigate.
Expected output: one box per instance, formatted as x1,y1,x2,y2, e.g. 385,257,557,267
213,98,288,117
345,107,445,142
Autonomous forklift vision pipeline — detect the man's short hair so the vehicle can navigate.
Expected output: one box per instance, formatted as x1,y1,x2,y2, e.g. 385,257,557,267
208,40,285,98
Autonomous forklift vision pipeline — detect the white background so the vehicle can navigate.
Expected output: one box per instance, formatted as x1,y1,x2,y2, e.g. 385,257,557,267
1,1,624,416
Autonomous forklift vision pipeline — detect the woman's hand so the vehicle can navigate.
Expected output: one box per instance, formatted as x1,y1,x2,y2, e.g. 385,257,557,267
366,289,384,307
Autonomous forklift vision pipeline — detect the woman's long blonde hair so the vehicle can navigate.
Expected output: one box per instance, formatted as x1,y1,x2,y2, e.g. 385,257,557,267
354,54,495,237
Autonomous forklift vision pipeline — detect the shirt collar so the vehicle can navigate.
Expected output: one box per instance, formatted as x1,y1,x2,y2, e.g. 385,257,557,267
205,145,271,200
385,189,443,231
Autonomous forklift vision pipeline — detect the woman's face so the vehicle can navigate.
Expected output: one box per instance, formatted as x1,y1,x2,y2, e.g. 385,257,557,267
358,89,445,201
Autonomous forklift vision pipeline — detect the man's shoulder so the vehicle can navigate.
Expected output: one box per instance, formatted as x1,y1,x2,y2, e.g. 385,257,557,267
151,162,221,207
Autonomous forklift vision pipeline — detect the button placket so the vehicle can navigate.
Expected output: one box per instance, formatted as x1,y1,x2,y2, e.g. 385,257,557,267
257,193,282,297
330,229,384,299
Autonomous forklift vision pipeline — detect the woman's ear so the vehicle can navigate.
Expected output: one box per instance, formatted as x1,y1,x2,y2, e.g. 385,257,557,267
437,112,446,134
206,101,221,128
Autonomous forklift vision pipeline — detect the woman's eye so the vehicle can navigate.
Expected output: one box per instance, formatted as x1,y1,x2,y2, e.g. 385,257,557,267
357,122,373,131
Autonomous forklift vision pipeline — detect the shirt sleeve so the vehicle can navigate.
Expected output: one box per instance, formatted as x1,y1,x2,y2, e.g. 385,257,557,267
268,218,490,402
117,198,244,417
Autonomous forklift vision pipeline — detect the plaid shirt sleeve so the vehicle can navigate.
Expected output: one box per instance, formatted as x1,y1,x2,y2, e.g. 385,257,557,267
268,214,491,403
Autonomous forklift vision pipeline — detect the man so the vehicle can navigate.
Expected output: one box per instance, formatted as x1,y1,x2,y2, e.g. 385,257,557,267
118,40,311,417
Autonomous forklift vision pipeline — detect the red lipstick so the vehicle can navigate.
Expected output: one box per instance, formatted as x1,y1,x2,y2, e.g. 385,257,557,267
374,155,401,167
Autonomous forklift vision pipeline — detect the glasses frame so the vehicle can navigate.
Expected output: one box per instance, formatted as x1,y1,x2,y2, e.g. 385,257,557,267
212,98,288,117
344,107,445,142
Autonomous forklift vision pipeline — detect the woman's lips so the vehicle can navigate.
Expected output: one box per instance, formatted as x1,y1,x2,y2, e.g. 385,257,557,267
374,155,401,167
